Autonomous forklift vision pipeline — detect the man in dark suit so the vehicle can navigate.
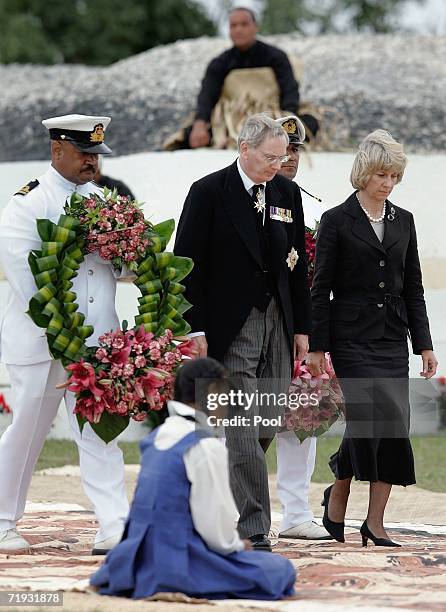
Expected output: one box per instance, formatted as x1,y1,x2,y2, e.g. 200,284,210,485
174,113,311,550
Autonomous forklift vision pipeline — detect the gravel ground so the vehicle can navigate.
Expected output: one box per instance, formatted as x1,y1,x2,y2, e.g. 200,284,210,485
0,34,444,160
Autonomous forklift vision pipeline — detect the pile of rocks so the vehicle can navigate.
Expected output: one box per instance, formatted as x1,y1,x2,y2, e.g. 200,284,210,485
0,34,444,160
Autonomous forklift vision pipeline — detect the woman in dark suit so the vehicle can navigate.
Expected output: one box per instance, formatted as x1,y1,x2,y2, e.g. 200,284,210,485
306,130,438,547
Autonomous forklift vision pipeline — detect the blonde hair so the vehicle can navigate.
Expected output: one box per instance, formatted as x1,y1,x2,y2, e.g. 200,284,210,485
350,130,407,190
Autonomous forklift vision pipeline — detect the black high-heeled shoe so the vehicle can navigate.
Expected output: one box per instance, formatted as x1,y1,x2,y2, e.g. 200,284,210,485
360,521,401,547
321,485,345,543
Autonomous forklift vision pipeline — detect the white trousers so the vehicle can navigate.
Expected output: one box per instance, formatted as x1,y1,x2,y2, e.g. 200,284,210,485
0,360,129,543
276,431,317,532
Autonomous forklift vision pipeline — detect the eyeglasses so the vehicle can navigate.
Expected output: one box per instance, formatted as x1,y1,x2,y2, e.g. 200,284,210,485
257,150,289,165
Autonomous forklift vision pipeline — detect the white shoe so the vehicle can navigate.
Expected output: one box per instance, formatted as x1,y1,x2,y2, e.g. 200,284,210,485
91,532,123,556
0,528,30,551
279,521,333,540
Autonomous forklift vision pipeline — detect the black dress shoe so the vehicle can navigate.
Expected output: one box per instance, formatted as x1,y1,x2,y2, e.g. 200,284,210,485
321,485,345,543
360,521,401,547
248,534,272,552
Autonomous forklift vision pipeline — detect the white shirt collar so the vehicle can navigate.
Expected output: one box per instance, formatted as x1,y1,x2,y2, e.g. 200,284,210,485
236,158,266,194
167,400,212,431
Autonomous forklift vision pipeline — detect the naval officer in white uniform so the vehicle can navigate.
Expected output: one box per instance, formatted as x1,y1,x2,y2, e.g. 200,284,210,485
0,115,129,553
275,115,332,540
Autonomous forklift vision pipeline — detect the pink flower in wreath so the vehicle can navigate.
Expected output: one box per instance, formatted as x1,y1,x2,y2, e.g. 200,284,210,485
95,347,109,362
138,369,169,408
66,360,104,400
114,400,129,415
134,355,147,369
99,330,111,344
134,325,154,349
110,364,123,378
150,348,162,360
112,337,125,350
122,363,135,378
163,351,180,367
74,397,103,423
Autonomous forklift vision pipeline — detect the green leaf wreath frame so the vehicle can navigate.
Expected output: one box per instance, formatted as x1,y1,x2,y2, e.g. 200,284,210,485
27,211,193,373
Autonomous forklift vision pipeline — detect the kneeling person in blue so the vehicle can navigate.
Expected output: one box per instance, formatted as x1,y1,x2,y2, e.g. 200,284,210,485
90,358,296,600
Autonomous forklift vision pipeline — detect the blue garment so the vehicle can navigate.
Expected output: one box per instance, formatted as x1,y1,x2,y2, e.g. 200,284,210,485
90,428,296,600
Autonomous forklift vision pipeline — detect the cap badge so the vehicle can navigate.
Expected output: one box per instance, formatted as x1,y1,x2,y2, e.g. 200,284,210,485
90,123,105,143
282,119,296,134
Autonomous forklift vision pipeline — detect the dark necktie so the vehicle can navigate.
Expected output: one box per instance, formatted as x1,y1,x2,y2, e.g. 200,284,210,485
249,184,273,311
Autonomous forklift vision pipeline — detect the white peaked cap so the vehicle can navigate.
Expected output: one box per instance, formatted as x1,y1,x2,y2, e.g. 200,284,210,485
42,114,112,154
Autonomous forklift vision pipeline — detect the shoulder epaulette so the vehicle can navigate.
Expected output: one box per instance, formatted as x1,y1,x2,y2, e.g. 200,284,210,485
14,179,39,196
298,184,322,203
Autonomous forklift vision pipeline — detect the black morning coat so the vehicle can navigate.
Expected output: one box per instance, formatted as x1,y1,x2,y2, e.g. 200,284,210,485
174,161,312,363
309,192,433,355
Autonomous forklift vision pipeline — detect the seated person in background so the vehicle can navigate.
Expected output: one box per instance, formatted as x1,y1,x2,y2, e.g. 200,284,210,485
94,161,135,199
90,358,296,601
165,6,319,150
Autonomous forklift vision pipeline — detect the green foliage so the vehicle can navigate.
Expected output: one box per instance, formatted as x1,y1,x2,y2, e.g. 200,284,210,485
261,0,426,35
341,0,419,32
261,0,318,35
0,0,216,65
90,412,131,444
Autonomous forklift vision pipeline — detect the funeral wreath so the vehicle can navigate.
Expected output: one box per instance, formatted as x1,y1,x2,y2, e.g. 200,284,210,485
27,188,195,443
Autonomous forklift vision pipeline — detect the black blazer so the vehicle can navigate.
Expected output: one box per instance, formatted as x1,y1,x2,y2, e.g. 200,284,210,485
174,161,311,363
309,192,433,355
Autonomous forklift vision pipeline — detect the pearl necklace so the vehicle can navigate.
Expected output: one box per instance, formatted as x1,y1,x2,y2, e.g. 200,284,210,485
356,193,386,223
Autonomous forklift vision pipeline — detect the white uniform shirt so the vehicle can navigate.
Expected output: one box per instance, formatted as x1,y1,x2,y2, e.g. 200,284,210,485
155,400,245,555
300,188,324,230
0,165,121,365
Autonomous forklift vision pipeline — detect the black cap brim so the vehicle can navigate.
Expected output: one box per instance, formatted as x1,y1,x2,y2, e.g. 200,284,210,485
288,135,304,145
72,141,112,155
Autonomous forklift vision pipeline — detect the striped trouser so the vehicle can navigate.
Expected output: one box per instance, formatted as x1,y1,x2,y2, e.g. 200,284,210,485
222,298,292,538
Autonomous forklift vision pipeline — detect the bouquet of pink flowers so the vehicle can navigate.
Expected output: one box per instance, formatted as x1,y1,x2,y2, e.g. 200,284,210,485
61,326,196,436
282,354,344,442
64,187,152,272
0,392,11,414
305,222,319,286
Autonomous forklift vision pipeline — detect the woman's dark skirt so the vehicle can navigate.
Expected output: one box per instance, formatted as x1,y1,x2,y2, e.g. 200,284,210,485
330,338,415,486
